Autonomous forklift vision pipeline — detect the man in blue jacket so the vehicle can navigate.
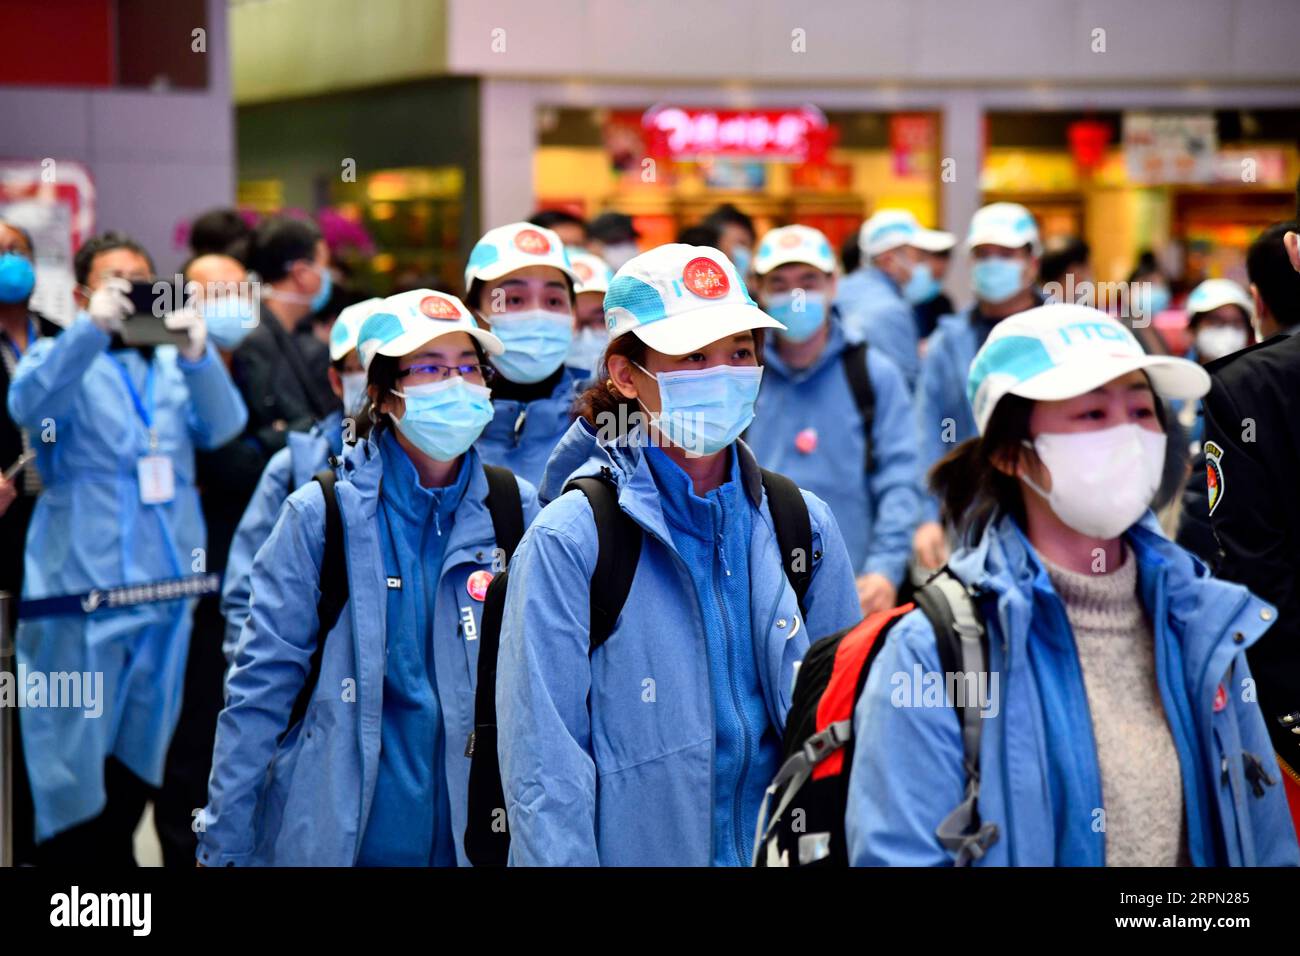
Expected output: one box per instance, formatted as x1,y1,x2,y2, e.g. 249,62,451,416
745,224,923,616
8,231,247,862
835,209,948,390
912,202,1042,572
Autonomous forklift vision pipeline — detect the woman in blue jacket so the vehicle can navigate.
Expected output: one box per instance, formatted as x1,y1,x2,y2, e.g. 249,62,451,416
199,291,539,866
846,303,1299,867
497,244,862,867
465,221,585,489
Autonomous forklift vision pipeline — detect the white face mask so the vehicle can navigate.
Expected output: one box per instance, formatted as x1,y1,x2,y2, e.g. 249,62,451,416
601,242,639,272
1020,424,1167,539
1195,325,1248,362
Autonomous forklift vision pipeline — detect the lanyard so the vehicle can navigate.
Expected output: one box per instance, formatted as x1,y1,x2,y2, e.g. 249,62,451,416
111,356,158,452
3,317,36,362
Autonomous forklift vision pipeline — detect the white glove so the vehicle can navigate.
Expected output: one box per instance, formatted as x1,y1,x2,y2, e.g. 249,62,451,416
165,306,208,361
87,277,133,334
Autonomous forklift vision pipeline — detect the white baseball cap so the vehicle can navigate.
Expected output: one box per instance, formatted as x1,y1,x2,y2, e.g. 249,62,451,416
329,296,382,362
966,202,1041,255
1186,278,1254,322
753,225,837,276
859,209,922,258
967,303,1210,435
463,221,579,294
356,289,504,372
912,227,957,253
568,250,614,295
604,244,784,355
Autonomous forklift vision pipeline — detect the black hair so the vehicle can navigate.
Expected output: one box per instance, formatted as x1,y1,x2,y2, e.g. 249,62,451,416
74,231,155,286
1039,237,1090,286
529,209,588,240
190,208,253,263
0,219,35,256
1247,220,1300,329
1127,249,1162,284
703,203,756,243
676,223,722,247
840,231,861,274
247,216,322,283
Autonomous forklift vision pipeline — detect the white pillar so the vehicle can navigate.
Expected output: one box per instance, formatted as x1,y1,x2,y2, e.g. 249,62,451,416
479,79,538,229
939,90,983,310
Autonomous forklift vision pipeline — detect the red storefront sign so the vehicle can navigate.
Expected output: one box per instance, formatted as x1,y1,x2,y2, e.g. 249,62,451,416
641,106,835,163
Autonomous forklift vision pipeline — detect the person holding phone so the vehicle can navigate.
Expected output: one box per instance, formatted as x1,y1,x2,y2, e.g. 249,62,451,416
6,231,247,864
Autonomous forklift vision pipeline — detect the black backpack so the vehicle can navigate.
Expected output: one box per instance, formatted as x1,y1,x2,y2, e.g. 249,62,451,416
752,568,998,868
282,462,525,739
463,464,816,866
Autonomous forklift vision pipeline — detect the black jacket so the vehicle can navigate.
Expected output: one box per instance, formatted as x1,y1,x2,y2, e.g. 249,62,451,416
1202,328,1300,770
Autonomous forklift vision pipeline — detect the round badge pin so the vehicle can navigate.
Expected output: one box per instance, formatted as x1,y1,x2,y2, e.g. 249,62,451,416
795,427,818,454
573,261,593,282
514,228,552,256
1214,683,1228,713
419,294,461,321
467,569,494,602
681,257,730,299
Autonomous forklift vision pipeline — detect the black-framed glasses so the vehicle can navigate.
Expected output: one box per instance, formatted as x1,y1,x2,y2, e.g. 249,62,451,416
397,362,497,383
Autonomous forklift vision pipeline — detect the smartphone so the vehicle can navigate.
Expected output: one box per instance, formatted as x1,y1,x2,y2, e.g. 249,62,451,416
120,279,190,348
4,450,35,482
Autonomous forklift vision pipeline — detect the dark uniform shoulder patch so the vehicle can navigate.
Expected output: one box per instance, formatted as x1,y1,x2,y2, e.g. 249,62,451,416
1204,440,1225,516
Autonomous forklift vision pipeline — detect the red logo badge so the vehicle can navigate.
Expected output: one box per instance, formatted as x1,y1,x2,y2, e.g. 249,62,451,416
779,232,804,248
419,294,461,321
1214,683,1227,712
467,569,494,603
795,427,818,454
681,257,730,299
573,260,593,282
513,228,552,256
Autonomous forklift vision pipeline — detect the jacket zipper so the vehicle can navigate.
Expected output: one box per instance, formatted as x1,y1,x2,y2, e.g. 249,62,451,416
1278,754,1300,786
712,494,752,868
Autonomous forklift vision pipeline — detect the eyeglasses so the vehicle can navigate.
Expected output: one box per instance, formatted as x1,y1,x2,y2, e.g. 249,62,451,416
397,362,497,383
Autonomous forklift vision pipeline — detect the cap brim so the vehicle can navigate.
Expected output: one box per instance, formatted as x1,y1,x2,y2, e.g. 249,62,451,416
912,229,956,253
376,325,505,358
630,302,784,356
1009,353,1210,404
471,259,579,284
966,230,1032,250
753,252,835,276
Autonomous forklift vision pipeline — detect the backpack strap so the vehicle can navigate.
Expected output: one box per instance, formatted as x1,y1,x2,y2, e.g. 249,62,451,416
565,469,643,652
287,467,349,736
760,468,813,619
841,341,876,473
481,463,525,564
912,568,999,866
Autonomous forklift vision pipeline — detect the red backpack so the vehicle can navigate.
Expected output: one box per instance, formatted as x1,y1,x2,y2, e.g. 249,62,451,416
752,568,998,867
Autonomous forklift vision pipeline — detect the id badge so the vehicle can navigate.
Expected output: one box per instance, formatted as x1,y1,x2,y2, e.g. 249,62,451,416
137,454,175,504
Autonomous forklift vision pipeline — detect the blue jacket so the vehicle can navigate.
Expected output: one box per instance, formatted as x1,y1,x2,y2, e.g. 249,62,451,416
476,366,584,492
748,321,923,583
221,411,344,665
914,309,993,521
198,436,540,866
498,420,862,866
846,511,1300,866
7,315,247,840
834,266,920,390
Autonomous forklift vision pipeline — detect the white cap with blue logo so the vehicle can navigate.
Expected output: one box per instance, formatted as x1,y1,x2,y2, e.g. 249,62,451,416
329,296,383,362
753,225,837,276
966,202,1041,255
1186,278,1254,321
967,303,1209,435
604,244,784,356
463,221,579,294
356,289,504,372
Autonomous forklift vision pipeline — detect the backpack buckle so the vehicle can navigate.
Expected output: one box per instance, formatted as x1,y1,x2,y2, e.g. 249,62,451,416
800,720,851,767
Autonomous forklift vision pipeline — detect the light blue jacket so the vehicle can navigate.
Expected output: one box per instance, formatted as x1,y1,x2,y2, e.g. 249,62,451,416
498,420,862,866
476,366,585,492
913,309,992,521
846,511,1300,867
748,320,923,584
198,437,539,866
7,314,247,840
834,266,920,390
221,410,344,665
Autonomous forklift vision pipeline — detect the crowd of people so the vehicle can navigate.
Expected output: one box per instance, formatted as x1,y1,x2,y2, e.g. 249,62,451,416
1,187,1298,868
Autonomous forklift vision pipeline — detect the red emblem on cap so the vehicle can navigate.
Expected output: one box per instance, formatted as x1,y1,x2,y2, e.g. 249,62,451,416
1214,683,1227,712
419,294,461,321
682,257,730,299
795,427,818,454
513,228,552,256
573,260,593,282
779,232,804,248
467,570,494,603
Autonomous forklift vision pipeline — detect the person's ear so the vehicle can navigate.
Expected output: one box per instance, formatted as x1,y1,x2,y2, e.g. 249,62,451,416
990,445,1019,478
1285,231,1300,274
606,353,639,400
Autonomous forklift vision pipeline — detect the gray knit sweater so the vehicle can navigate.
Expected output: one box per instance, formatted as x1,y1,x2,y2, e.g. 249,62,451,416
1041,546,1191,867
